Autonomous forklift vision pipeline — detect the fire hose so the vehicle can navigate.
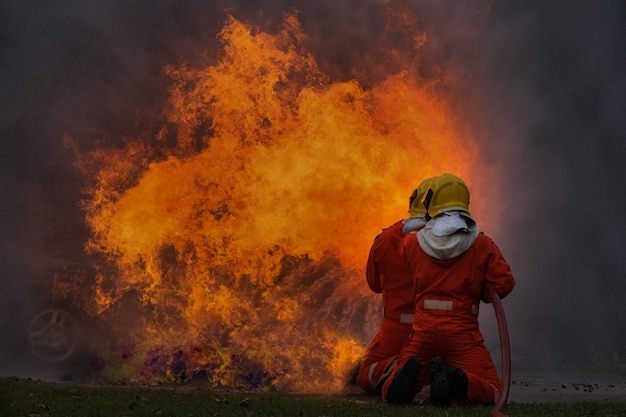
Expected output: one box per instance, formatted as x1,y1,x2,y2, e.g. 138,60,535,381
484,282,511,417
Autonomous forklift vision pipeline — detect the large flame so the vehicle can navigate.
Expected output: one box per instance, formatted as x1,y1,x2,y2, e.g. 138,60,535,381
58,12,482,393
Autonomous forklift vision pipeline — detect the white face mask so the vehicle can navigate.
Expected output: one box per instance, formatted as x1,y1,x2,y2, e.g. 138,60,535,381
430,211,475,237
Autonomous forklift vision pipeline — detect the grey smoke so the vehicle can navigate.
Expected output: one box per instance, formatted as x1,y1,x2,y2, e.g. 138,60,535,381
1,0,625,383
470,1,626,382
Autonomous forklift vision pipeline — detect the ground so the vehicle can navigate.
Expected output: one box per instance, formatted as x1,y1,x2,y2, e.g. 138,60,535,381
506,381,626,403
342,381,626,404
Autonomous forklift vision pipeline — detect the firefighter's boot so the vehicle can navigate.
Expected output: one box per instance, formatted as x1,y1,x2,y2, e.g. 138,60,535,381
385,357,421,405
428,356,468,407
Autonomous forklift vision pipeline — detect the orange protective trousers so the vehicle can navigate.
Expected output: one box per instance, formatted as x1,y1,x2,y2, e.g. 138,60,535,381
356,221,416,393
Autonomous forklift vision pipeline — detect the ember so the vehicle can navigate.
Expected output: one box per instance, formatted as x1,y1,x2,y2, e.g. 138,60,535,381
56,12,483,393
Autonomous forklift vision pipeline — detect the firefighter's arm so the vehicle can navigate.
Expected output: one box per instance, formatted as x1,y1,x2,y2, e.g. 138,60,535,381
366,239,382,293
482,242,515,303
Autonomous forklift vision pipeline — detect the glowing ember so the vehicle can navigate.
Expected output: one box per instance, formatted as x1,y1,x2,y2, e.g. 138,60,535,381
58,12,482,393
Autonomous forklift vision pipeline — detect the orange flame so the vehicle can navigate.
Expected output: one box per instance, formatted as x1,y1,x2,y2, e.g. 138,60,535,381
60,12,483,393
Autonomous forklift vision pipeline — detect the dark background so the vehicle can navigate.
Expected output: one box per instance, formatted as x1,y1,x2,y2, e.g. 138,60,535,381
1,0,625,383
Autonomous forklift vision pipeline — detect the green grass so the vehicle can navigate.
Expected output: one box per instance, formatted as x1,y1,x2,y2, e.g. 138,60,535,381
1,377,624,417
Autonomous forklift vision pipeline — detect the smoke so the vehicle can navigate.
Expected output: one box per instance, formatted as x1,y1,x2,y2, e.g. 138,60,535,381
465,1,626,381
1,0,625,384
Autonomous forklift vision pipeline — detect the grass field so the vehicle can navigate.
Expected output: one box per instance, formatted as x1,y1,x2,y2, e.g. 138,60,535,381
1,377,625,417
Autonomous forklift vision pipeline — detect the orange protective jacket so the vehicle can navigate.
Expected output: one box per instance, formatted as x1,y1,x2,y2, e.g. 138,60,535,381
356,220,416,393
382,231,515,404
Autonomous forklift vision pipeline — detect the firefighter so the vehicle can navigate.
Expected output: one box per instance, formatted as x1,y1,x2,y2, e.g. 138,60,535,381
381,173,515,406
355,177,437,394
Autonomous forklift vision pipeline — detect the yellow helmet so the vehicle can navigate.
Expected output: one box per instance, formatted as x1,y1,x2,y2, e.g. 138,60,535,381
425,173,470,218
408,176,438,218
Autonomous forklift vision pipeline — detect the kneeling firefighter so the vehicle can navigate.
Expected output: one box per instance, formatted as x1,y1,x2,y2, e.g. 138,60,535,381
381,173,516,407
355,177,437,394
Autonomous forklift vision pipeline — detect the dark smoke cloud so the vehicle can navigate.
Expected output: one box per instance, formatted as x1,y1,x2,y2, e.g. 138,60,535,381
466,1,626,381
1,0,625,383
385,0,626,381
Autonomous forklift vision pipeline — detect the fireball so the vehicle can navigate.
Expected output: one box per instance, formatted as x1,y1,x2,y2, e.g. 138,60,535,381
58,11,483,393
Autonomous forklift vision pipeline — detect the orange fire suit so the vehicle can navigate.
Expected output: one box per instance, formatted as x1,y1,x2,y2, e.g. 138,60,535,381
381,231,515,404
356,220,419,393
